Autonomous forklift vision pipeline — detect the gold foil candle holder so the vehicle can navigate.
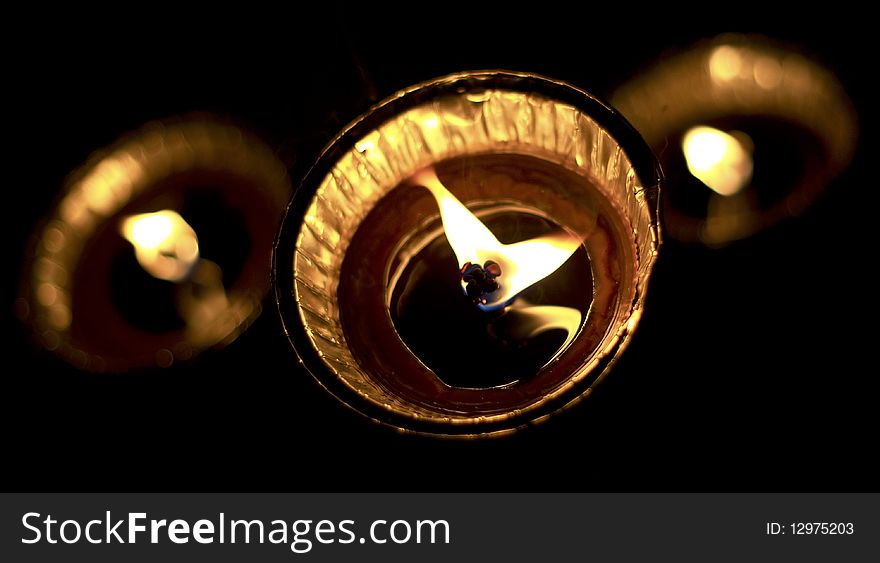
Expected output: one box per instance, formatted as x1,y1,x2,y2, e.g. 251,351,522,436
274,71,662,436
19,117,290,372
613,34,857,245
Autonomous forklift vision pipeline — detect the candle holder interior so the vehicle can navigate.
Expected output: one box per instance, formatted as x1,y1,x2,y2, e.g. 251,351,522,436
275,71,661,436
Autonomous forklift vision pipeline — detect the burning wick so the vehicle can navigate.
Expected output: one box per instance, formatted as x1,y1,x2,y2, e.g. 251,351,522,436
460,260,502,304
120,209,230,341
411,166,587,370
681,126,756,243
412,167,582,311
120,210,199,282
682,125,753,197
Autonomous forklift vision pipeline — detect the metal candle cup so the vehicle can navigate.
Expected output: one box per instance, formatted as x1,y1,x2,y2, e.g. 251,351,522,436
274,71,662,436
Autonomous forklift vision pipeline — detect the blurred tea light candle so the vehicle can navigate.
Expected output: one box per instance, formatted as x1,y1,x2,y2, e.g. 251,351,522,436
17,118,290,372
612,34,857,245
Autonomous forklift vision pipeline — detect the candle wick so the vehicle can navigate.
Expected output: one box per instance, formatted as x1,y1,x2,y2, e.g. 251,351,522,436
460,260,502,305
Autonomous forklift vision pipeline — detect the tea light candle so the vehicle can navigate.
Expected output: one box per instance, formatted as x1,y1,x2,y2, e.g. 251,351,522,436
612,34,857,245
18,118,290,372
274,71,662,436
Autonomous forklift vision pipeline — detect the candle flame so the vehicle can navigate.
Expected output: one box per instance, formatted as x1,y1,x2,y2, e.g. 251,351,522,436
119,210,200,282
682,126,753,197
503,304,582,364
413,167,582,310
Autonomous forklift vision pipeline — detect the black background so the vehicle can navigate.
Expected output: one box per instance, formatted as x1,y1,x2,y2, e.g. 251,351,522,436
4,5,877,489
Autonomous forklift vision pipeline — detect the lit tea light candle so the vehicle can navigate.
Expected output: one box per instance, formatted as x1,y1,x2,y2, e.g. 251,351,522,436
275,71,662,436
613,34,857,245
18,118,290,371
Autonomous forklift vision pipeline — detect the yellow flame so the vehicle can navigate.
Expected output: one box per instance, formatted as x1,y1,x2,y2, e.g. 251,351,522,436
412,168,581,308
119,210,200,282
505,304,582,364
682,126,753,196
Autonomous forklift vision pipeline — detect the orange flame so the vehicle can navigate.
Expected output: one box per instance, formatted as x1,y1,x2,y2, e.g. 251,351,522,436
412,168,581,309
503,303,582,364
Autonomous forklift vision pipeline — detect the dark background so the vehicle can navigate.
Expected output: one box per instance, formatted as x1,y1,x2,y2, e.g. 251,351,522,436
4,5,877,489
